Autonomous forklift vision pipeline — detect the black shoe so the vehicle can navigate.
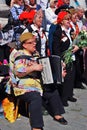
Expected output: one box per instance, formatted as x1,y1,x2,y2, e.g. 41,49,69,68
42,110,48,116
68,97,77,102
54,117,68,125
75,82,86,89
62,101,69,107
31,128,44,130
80,86,86,89
80,83,86,89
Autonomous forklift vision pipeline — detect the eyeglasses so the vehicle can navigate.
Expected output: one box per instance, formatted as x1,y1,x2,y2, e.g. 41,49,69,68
18,0,23,2
25,41,36,44
54,0,58,3
64,18,71,21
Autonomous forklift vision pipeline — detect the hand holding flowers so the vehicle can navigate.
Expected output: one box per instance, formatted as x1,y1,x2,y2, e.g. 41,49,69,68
63,30,87,66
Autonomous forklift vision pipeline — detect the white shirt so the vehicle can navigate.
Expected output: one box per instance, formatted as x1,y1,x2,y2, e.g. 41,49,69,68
77,20,83,31
37,0,48,10
45,7,57,32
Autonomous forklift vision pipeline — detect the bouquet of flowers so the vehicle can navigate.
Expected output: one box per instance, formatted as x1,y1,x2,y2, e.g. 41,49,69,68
63,46,73,65
63,30,87,66
75,30,87,47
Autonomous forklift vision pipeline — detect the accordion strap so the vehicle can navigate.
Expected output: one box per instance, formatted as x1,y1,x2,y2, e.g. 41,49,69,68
15,55,32,61
14,55,40,79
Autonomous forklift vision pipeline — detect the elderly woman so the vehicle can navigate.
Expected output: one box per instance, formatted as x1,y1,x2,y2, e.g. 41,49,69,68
24,9,48,57
51,10,79,106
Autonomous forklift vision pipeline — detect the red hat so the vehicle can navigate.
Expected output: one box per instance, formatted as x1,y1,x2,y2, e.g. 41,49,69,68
57,0,64,8
19,10,36,24
57,11,69,23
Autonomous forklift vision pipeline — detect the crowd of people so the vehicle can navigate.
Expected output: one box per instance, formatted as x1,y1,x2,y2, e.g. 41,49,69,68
0,0,87,130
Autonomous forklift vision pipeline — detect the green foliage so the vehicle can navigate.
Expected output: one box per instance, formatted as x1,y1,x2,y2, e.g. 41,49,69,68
63,46,73,65
76,30,87,47
63,30,87,66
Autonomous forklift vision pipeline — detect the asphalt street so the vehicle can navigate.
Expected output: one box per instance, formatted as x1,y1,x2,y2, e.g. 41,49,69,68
0,87,87,130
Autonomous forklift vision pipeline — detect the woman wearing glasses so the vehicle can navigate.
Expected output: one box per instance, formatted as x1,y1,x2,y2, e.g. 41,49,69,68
8,32,44,130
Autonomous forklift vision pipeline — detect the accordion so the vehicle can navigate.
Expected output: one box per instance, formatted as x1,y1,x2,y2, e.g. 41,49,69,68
37,55,62,85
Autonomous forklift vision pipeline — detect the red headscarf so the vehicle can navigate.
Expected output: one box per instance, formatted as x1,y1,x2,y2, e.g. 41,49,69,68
57,11,69,24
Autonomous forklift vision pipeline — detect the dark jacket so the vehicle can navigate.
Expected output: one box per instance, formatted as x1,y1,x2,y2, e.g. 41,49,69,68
52,24,70,58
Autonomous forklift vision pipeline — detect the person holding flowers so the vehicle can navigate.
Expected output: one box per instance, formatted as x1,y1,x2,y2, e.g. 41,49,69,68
51,9,79,106
64,8,87,89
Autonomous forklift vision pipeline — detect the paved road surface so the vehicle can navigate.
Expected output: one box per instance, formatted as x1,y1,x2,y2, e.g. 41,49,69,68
0,87,87,130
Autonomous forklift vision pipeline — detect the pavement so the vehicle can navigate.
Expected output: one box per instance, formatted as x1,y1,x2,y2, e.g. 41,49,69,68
0,86,87,130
